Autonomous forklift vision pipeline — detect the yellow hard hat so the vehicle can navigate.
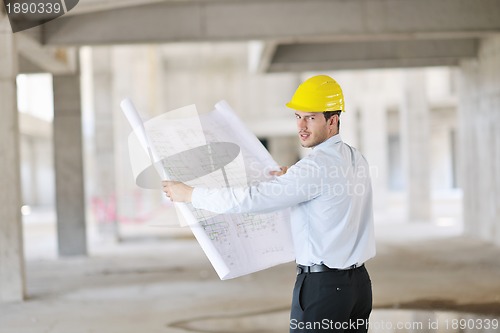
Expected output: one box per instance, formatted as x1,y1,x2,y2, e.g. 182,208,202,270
286,75,345,112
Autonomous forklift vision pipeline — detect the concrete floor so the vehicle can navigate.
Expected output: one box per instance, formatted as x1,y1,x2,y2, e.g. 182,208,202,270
2,196,500,333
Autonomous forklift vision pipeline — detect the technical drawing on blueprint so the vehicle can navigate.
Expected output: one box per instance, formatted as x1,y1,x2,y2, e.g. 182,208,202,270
124,100,294,279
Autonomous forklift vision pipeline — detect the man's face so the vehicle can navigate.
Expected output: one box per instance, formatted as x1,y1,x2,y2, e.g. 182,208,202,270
295,111,332,148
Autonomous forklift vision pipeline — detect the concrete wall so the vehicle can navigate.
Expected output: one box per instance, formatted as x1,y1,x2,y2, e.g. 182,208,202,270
458,36,500,245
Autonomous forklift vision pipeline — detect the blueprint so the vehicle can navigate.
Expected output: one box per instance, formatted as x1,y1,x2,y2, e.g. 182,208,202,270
123,100,295,279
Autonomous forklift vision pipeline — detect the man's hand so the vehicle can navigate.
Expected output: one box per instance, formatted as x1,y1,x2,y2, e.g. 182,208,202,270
269,166,288,177
162,180,194,203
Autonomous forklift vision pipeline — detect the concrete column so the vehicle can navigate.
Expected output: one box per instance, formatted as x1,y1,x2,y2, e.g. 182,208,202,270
111,46,166,231
400,70,431,222
459,36,500,245
458,60,479,237
495,61,500,248
111,47,144,227
495,87,500,247
479,37,500,246
0,15,26,302
20,136,38,205
360,97,388,213
476,101,495,241
53,63,87,256
90,47,118,239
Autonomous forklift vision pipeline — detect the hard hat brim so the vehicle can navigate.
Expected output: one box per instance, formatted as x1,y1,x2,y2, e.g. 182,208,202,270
285,102,344,112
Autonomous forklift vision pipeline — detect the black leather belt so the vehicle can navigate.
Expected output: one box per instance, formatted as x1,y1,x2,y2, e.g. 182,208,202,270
296,263,363,275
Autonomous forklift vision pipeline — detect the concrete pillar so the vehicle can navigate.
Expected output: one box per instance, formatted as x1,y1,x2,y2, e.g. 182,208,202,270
90,47,118,239
53,63,87,256
478,37,500,246
401,70,431,222
459,36,500,245
360,96,388,213
111,46,167,231
0,15,26,302
111,47,146,227
20,136,38,205
494,56,500,248
496,89,500,247
457,60,481,238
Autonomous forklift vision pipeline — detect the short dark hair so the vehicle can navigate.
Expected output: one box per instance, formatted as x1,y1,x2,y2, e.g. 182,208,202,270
323,111,341,130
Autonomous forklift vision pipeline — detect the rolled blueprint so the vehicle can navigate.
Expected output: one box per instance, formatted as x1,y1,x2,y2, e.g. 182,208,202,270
120,98,168,180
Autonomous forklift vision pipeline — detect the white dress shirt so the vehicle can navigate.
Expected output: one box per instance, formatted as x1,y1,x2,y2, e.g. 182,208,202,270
192,134,376,269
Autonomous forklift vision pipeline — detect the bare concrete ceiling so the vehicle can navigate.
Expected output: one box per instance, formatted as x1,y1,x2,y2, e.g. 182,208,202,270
19,0,500,72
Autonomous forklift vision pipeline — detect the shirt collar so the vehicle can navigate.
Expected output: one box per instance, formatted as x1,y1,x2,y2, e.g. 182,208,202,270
312,134,342,150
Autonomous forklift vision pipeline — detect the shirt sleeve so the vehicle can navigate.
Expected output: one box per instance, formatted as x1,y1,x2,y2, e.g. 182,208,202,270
191,157,323,214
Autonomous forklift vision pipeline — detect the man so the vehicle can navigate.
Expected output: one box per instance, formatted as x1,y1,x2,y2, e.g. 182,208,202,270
163,75,376,333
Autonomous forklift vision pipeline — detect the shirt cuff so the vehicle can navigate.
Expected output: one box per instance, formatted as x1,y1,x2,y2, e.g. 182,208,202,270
191,187,208,210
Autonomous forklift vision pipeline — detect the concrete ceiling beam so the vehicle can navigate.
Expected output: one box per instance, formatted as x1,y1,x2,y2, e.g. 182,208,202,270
42,0,500,46
267,38,479,72
16,33,77,74
248,41,278,73
269,57,465,72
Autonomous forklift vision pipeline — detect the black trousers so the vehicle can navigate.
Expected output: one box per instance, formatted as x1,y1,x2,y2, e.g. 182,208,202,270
290,265,372,333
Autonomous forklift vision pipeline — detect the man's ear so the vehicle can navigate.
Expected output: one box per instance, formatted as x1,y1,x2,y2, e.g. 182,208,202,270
329,115,337,127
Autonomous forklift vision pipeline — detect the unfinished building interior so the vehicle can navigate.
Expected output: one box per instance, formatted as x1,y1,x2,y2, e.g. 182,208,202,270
1,1,500,332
